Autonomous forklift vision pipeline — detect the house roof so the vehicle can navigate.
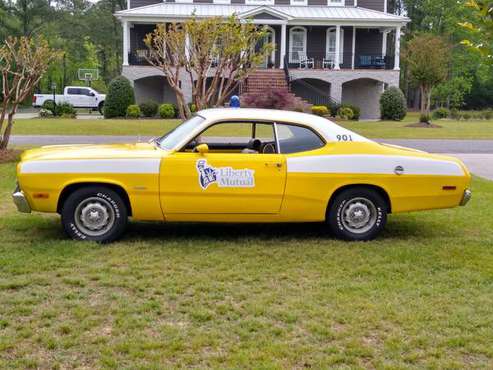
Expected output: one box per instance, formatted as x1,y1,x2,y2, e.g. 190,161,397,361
115,3,409,25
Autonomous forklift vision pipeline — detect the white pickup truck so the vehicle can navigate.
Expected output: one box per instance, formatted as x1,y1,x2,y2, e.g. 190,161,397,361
33,86,106,114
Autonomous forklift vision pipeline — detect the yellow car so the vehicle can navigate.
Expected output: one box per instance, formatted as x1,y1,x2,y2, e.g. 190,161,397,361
13,108,472,242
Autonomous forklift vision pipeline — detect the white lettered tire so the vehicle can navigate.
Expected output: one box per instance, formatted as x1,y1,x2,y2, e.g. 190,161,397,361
61,186,128,243
327,187,387,241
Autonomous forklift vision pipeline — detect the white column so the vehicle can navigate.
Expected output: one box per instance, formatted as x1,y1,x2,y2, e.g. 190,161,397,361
382,29,388,56
185,33,191,61
280,23,287,69
123,20,130,66
394,26,401,70
351,26,356,69
334,25,341,70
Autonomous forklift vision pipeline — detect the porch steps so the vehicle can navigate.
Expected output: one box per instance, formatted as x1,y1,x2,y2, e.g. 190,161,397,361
240,69,312,111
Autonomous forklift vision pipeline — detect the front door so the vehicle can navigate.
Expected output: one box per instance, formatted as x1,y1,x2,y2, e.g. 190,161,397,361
160,121,286,214
256,29,275,68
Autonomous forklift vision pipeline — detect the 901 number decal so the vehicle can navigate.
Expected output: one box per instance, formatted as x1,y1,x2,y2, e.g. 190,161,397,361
336,134,353,142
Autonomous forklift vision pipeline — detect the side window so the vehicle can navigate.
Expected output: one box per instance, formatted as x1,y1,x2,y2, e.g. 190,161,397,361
185,121,276,154
67,88,79,95
80,88,90,96
276,123,325,154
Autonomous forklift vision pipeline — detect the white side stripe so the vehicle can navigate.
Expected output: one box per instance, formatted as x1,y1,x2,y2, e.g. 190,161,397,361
20,159,161,174
287,155,464,176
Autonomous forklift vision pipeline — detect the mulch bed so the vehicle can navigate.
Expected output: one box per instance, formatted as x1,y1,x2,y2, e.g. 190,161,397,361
0,149,22,164
405,122,443,128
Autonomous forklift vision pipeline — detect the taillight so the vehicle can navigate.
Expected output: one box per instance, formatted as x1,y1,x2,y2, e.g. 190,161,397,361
32,96,36,103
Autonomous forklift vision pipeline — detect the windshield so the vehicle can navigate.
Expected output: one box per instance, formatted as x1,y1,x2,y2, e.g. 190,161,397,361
157,115,205,150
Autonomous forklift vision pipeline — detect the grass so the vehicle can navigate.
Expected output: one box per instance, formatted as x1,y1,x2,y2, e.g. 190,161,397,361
10,112,493,139
1,159,493,368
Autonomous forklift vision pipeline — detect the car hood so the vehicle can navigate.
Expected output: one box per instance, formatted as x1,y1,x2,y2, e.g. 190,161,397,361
21,142,165,162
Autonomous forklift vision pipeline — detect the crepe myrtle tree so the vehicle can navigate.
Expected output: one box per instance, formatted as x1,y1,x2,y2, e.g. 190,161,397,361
145,16,273,119
0,36,60,150
403,34,450,117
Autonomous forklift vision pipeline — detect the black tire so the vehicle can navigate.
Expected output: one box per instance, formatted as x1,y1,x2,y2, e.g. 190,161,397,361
98,101,104,115
61,186,128,243
327,187,387,241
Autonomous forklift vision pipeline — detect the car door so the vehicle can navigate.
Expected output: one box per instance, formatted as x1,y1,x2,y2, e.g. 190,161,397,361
78,88,95,108
160,121,286,214
65,87,82,106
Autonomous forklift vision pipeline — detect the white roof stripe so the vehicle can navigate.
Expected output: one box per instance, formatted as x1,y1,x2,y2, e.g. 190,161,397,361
116,3,409,23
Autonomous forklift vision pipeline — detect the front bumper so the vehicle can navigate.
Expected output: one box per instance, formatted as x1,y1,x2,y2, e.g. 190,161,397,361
12,185,31,213
460,189,472,206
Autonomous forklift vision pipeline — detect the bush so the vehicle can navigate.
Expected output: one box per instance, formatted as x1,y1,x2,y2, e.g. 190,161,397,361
57,102,77,118
419,113,431,123
104,76,135,118
41,100,57,115
338,106,354,120
38,108,53,118
450,108,460,120
484,110,493,120
126,104,141,118
432,107,450,120
139,100,159,117
188,103,197,113
159,103,175,119
327,102,340,117
380,87,407,120
340,103,360,120
242,88,296,110
462,112,471,120
311,105,329,116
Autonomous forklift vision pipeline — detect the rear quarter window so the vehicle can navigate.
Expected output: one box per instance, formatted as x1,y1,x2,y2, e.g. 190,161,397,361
277,123,325,154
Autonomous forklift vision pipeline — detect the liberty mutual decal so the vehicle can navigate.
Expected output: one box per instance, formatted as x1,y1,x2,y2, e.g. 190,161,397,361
196,159,255,190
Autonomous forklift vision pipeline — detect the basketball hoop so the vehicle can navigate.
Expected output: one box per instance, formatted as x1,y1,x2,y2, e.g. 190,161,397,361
78,68,99,86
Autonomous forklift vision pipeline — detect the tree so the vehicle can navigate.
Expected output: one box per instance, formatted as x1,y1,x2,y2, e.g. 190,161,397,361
145,16,272,119
403,34,450,116
460,0,493,62
0,36,60,150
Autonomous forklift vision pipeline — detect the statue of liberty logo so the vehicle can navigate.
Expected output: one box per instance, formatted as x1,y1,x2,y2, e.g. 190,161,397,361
196,159,217,189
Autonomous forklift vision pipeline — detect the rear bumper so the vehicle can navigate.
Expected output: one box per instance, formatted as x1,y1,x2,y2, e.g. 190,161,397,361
460,189,472,206
12,185,31,213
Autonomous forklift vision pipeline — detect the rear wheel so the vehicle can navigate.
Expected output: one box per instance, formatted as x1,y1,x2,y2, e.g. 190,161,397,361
98,101,104,115
327,187,387,241
61,186,128,243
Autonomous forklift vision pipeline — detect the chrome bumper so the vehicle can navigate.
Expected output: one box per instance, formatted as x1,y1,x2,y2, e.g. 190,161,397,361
460,189,472,206
12,185,31,213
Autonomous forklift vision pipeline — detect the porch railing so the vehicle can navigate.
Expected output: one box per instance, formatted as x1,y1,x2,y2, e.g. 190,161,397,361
286,52,395,70
128,50,151,66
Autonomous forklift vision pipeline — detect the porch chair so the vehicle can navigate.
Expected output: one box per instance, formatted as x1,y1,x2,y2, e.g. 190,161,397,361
322,54,335,69
298,53,314,69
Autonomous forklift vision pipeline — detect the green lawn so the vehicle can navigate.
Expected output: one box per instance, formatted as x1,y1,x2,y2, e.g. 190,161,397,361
1,160,493,368
11,112,493,139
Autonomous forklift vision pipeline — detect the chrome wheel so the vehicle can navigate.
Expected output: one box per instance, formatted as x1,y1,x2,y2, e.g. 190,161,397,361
74,197,115,237
341,197,377,234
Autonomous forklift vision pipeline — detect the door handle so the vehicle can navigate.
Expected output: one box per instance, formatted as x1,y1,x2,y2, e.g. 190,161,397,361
265,162,282,168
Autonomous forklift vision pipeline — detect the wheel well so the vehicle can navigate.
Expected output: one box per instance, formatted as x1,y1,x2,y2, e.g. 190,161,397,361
57,182,132,216
327,184,391,215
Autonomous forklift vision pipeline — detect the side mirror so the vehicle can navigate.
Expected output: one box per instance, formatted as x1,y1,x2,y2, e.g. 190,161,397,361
88,92,95,97
194,143,209,155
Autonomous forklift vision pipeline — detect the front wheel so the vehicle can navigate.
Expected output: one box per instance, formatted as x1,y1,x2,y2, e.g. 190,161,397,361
61,186,128,243
327,187,387,241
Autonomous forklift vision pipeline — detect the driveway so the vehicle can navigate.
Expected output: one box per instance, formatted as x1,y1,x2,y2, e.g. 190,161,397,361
9,136,493,180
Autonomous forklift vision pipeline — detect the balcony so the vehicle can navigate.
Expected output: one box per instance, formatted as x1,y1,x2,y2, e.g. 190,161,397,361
285,52,395,70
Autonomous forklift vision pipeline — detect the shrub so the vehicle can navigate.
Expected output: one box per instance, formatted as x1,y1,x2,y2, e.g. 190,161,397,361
126,104,141,118
311,105,329,116
57,102,77,118
159,103,175,119
188,103,197,113
462,112,471,120
450,108,460,120
104,76,135,118
139,100,158,117
432,107,449,119
483,110,493,120
38,108,53,118
327,102,340,117
41,100,58,116
340,103,360,120
242,88,296,110
338,106,354,120
380,87,407,120
419,113,431,123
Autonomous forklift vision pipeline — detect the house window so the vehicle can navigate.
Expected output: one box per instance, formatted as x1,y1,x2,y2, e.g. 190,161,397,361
213,0,230,3
290,0,307,5
326,27,344,66
289,26,307,63
175,0,193,3
328,0,345,5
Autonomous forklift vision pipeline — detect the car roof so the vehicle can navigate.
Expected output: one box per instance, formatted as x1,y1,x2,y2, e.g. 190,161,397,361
197,108,370,143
